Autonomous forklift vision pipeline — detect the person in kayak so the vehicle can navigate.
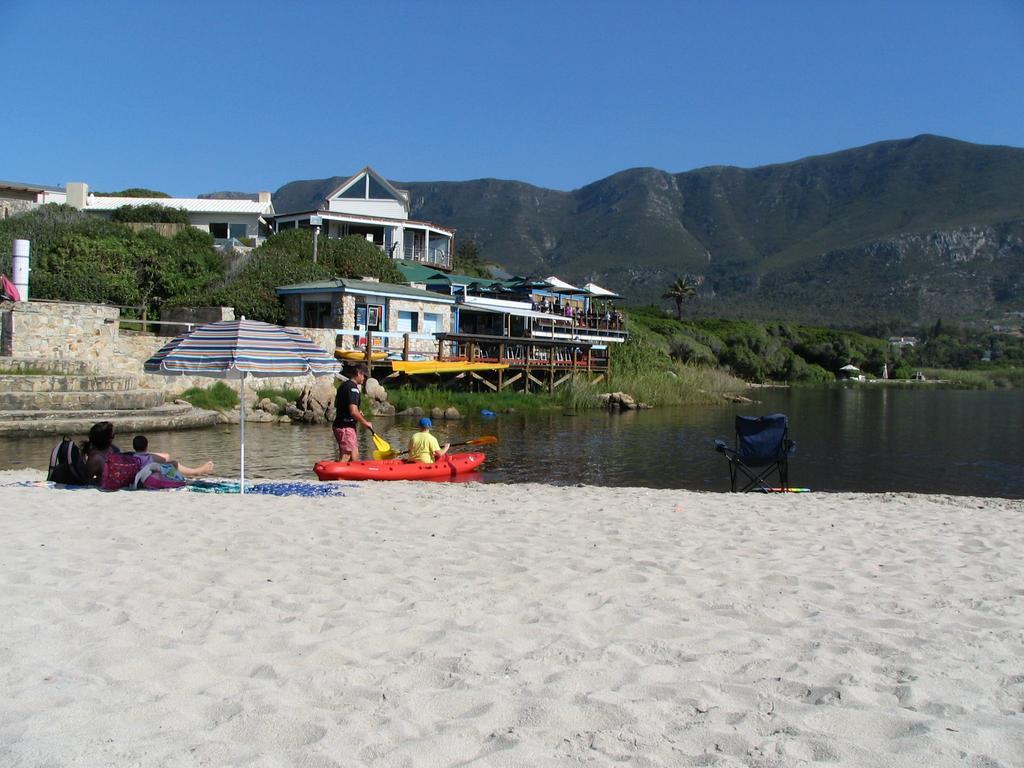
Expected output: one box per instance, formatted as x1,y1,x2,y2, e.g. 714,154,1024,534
408,417,450,464
333,364,374,462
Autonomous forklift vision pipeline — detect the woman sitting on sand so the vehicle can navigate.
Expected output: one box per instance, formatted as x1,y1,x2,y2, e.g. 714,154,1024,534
82,421,120,485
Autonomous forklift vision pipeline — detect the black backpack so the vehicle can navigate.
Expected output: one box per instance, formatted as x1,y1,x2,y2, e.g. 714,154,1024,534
47,437,88,485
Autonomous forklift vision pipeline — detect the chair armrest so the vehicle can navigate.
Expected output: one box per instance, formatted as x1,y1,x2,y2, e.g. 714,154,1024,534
784,439,796,455
714,439,731,455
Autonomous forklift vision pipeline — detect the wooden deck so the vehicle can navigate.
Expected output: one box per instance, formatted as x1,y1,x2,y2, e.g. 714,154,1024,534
379,333,609,392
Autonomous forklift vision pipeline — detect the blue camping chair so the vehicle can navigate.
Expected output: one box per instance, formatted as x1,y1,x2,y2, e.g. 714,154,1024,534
714,414,796,492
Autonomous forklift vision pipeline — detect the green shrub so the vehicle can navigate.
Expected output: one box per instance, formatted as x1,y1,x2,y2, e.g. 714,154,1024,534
177,381,240,411
255,386,302,404
0,204,224,313
110,204,190,224
194,230,405,323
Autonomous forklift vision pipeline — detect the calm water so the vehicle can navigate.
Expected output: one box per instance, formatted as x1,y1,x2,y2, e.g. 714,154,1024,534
1,388,1022,497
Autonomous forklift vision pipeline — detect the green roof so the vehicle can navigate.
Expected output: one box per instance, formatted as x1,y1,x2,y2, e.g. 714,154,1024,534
396,263,449,283
275,278,454,303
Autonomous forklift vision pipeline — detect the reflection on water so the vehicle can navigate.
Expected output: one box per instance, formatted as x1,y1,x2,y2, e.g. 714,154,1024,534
1,388,1022,497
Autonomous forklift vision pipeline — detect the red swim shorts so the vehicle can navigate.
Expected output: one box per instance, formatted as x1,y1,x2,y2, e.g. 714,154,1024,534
333,427,357,453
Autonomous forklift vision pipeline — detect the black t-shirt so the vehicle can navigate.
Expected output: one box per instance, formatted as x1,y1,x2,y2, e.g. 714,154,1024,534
333,382,362,429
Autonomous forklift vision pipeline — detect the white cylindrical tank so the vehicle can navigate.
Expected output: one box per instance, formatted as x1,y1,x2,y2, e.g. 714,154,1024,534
12,239,30,302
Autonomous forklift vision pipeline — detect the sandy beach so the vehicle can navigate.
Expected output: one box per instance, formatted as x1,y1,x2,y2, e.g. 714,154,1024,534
0,472,1021,767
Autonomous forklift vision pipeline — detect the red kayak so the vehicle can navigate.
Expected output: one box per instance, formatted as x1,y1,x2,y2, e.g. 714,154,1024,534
314,452,486,481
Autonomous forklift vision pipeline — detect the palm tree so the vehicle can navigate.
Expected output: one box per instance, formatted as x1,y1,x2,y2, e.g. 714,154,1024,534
662,276,697,320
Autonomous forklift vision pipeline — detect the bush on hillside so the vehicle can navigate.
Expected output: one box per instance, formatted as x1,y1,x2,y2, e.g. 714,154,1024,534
190,230,405,323
110,204,190,224
96,188,171,198
0,204,224,312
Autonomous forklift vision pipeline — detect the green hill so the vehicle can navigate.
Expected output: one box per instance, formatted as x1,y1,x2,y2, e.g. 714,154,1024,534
265,135,1024,328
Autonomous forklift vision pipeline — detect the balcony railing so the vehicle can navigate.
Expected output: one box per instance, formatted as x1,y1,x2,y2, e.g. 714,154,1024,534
375,242,451,270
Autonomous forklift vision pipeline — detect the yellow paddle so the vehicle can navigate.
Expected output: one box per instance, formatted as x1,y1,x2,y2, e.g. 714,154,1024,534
371,430,397,460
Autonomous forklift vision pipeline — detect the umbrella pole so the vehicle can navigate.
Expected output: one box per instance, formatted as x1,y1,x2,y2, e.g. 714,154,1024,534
239,377,246,495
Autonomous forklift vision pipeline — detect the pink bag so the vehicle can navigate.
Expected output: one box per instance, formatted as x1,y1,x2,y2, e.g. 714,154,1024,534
0,274,19,302
139,462,188,490
100,453,144,491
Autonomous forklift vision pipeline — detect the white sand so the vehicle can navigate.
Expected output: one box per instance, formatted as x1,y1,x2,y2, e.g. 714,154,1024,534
0,471,1022,767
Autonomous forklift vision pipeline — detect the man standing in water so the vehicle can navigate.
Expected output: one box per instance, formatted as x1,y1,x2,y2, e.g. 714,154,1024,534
333,364,374,462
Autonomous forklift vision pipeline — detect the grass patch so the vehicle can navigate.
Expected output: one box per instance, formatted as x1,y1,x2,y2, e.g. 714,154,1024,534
606,362,748,406
388,385,566,414
255,386,302,405
915,367,1024,389
385,363,747,413
177,381,240,411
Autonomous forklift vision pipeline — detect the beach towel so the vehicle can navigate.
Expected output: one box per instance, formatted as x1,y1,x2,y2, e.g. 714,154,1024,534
186,480,350,496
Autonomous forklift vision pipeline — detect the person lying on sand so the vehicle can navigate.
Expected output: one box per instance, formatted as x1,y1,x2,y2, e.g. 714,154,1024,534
129,435,214,478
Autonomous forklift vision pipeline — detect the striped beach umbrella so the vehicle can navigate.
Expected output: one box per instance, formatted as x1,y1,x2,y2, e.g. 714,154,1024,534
145,318,340,493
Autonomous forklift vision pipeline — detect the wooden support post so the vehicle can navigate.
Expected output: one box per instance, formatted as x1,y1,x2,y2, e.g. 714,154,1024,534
437,337,444,361
365,330,373,378
500,372,522,390
549,346,555,393
469,371,498,391
552,372,573,390
403,333,410,361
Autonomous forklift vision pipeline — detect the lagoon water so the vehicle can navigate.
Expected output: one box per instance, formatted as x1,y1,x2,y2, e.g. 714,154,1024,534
2,387,1022,497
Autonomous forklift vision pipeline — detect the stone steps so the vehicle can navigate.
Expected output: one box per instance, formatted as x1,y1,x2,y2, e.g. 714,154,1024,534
0,404,222,437
0,357,100,375
0,374,138,393
0,389,165,412
0,355,222,439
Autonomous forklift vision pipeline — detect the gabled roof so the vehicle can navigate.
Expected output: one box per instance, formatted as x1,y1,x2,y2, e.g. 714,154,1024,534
323,166,409,208
85,196,274,215
275,278,455,303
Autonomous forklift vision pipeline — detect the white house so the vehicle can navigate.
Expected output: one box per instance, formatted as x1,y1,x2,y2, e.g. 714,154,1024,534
271,167,454,271
65,182,275,247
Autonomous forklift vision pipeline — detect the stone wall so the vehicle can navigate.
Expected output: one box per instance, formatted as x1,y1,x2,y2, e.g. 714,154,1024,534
159,306,235,337
0,300,325,396
0,300,119,361
0,193,38,220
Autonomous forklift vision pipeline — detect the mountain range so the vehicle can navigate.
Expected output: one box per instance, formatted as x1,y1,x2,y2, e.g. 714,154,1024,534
234,135,1024,328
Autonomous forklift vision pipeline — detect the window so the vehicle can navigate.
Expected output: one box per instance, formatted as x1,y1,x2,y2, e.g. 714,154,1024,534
422,312,442,335
209,222,229,239
302,302,332,328
340,178,365,198
355,303,383,330
397,311,418,333
368,175,393,199
229,223,247,240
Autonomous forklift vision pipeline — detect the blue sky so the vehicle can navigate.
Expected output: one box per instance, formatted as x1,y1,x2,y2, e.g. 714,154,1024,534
3,0,1023,195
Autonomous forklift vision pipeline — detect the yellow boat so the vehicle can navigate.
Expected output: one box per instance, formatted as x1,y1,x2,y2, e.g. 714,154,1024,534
390,360,509,375
336,349,388,362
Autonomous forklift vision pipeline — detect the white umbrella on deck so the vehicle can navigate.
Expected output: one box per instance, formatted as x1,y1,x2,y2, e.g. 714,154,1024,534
144,318,340,493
